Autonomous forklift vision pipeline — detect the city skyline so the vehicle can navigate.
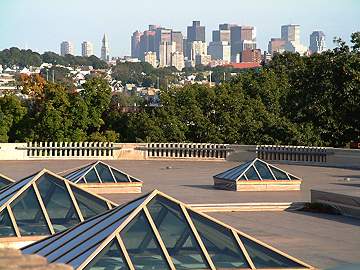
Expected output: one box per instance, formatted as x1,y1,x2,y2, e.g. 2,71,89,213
0,0,359,57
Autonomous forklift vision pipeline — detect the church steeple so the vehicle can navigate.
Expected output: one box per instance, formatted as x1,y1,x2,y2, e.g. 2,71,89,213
101,33,110,61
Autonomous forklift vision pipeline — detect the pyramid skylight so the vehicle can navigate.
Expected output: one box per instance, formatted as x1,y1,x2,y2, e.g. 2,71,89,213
0,173,14,189
214,158,301,182
0,169,117,242
22,190,313,270
63,161,142,184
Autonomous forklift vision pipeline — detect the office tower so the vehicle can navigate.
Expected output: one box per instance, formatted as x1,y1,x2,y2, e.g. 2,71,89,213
139,30,156,59
60,41,74,56
187,21,206,42
212,29,231,43
101,34,110,61
171,31,184,55
309,31,326,54
155,28,172,57
171,51,185,71
281,24,307,54
190,41,207,61
144,51,157,68
131,31,143,58
81,41,93,57
230,25,256,61
149,24,160,31
241,49,262,63
159,41,176,67
195,54,211,66
208,41,231,62
281,24,300,42
268,38,286,56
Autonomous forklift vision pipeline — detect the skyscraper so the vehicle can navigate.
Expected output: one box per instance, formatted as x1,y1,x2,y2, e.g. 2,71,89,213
171,31,184,55
187,21,206,43
60,41,74,56
81,41,93,57
101,34,110,61
309,31,326,54
281,24,300,42
208,41,231,62
230,25,256,62
268,38,286,56
131,31,143,58
140,30,156,59
212,29,231,43
159,41,176,67
155,28,172,58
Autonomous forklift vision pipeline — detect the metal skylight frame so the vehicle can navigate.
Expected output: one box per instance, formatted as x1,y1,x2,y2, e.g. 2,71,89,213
62,161,143,184
214,158,301,182
23,190,314,270
0,169,117,241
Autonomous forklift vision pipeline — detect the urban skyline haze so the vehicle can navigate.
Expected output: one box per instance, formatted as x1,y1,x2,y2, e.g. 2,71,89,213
0,0,359,57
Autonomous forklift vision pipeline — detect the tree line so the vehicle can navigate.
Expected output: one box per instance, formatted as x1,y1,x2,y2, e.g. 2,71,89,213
0,33,359,147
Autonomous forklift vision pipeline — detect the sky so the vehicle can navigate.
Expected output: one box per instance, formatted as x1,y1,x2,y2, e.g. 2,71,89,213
0,0,359,57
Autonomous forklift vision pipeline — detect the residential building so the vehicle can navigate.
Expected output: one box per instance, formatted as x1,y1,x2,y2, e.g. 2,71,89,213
101,34,110,61
60,41,74,56
171,51,185,71
208,41,231,62
131,31,143,58
81,41,93,57
144,51,157,68
241,49,262,63
268,38,286,56
309,31,326,54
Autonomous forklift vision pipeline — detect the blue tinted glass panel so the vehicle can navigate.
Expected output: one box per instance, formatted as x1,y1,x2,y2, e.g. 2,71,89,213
85,169,101,183
95,163,115,183
270,167,289,180
254,161,274,180
0,209,15,237
111,170,129,183
245,166,260,180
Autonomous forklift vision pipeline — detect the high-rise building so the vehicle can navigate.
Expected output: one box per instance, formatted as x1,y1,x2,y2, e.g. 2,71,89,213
171,51,185,71
140,30,156,59
144,51,157,68
81,41,93,57
131,31,143,58
159,41,176,67
309,31,326,54
241,49,262,63
195,54,211,66
281,24,300,42
208,41,231,62
101,34,110,61
171,31,184,55
187,21,206,43
281,25,307,54
212,29,231,43
155,28,172,57
230,25,256,61
268,38,286,56
60,41,74,56
190,41,207,61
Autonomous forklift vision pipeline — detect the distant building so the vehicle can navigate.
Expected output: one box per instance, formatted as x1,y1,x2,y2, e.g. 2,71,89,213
140,30,156,59
190,41,207,61
155,28,172,58
171,51,185,71
81,41,93,57
60,41,74,56
159,41,176,67
309,31,326,54
241,49,262,63
187,21,206,43
230,25,256,62
144,51,157,68
131,31,143,58
195,54,211,66
208,41,231,63
268,38,286,56
212,29,231,43
101,34,110,61
171,31,184,55
281,24,307,55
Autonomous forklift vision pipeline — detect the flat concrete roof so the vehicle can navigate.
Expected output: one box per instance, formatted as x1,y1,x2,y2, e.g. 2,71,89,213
0,159,359,268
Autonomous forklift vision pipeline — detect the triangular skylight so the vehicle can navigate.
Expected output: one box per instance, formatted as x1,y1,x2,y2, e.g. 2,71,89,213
63,161,142,184
22,190,313,270
0,169,117,240
214,158,301,182
0,173,14,189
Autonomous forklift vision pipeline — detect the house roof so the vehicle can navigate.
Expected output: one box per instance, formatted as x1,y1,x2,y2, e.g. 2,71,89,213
63,161,142,184
214,158,301,182
0,169,117,239
22,190,313,270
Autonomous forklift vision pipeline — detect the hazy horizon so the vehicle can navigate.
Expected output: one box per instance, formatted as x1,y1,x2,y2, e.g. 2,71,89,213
1,0,359,57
